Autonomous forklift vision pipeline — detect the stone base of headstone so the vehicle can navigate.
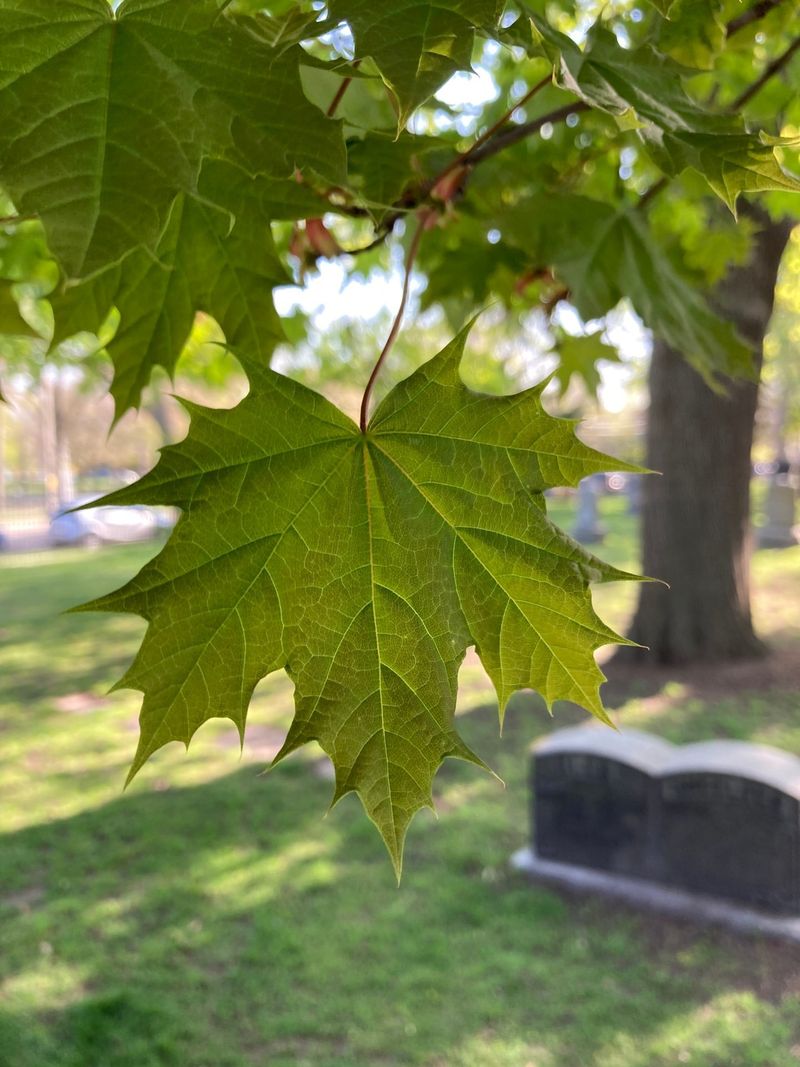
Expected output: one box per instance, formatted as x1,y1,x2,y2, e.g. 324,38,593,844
510,847,800,943
758,483,798,549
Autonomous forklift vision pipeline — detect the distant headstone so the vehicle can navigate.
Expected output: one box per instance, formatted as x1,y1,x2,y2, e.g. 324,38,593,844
533,727,671,879
658,741,800,913
758,482,797,549
626,473,643,516
572,476,605,544
528,726,800,915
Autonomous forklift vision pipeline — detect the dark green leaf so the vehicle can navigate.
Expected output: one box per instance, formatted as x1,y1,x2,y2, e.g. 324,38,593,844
656,0,725,70
0,0,345,278
332,0,503,124
50,162,289,416
501,195,753,382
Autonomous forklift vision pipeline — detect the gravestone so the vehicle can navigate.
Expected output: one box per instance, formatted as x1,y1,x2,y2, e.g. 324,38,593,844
528,726,800,916
572,475,605,544
533,726,671,879
626,473,643,516
658,741,800,913
758,481,797,549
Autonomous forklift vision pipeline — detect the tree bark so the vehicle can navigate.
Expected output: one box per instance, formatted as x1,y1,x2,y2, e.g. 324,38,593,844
627,208,793,664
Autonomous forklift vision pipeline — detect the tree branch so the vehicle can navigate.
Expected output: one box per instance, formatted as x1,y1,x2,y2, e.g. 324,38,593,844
731,35,800,110
359,213,428,432
431,73,553,188
726,0,785,37
466,101,590,167
336,96,589,256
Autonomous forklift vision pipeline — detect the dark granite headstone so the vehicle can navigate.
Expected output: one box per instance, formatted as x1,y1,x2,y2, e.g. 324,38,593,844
658,741,800,913
530,728,800,915
757,482,797,549
533,727,671,879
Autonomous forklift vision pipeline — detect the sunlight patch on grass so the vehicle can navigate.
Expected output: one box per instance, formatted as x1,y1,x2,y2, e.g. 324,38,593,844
3,512,800,1066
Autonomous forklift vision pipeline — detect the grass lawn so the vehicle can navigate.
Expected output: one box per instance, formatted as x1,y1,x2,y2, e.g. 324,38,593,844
1,496,800,1067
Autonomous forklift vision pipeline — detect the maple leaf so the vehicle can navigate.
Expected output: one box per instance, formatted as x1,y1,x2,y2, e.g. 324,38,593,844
49,161,297,418
529,17,800,212
552,330,622,398
0,0,345,279
655,0,725,71
80,327,639,873
332,0,503,125
497,195,754,383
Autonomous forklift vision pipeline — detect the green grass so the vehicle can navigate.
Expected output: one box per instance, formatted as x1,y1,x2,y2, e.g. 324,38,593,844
2,498,800,1067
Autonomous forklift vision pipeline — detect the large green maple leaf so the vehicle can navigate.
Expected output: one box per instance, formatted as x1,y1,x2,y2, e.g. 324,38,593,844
81,328,638,873
0,0,344,278
332,0,502,125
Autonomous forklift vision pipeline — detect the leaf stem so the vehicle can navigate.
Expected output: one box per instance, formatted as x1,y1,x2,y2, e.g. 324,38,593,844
359,213,428,432
326,60,361,118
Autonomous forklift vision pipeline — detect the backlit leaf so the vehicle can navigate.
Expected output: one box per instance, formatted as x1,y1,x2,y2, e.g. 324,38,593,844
81,328,638,872
529,17,800,211
501,194,753,382
50,161,291,416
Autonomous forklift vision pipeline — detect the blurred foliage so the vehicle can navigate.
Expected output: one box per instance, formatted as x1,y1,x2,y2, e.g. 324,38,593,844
764,224,800,442
0,0,797,410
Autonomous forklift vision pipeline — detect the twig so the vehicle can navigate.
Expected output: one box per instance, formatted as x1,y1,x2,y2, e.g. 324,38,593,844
0,214,38,225
359,213,428,432
466,101,590,167
637,177,667,212
727,0,785,37
326,60,361,119
342,231,392,257
432,73,553,187
731,35,800,110
365,99,590,239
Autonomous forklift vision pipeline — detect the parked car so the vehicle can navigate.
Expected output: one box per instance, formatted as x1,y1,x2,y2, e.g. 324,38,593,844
49,495,160,547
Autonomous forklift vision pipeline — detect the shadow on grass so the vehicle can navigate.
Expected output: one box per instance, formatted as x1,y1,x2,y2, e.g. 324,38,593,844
3,532,800,1065
2,705,799,1067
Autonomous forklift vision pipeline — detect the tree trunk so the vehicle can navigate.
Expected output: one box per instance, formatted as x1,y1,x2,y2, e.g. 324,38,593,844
627,208,793,664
